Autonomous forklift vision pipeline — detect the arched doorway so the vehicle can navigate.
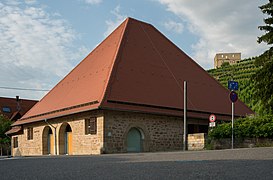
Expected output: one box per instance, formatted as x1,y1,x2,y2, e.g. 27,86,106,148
42,126,54,155
59,123,73,155
48,128,54,155
126,128,143,152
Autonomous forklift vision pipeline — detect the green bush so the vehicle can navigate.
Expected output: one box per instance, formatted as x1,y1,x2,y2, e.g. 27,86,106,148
208,115,273,139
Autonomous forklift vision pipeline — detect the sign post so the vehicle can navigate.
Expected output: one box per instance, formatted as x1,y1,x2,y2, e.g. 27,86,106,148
232,101,234,149
183,81,187,151
229,90,238,149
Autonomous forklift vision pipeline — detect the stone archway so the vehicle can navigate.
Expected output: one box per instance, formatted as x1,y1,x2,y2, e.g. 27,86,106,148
124,124,150,153
59,123,73,155
42,126,54,155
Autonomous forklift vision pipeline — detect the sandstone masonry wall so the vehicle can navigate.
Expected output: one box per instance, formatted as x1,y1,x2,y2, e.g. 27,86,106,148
12,110,104,156
103,110,184,153
187,133,207,150
12,109,207,156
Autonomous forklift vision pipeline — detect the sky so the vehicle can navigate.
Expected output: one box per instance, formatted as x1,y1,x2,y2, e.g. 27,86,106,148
0,0,268,100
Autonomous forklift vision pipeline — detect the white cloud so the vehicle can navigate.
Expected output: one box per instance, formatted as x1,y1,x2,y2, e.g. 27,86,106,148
5,0,21,5
104,5,126,37
163,20,183,34
0,1,87,100
25,0,36,5
84,0,102,5
156,0,268,69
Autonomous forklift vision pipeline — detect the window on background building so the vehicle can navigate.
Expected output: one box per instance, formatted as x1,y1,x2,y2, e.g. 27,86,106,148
27,127,33,140
13,137,18,148
85,117,97,135
2,107,11,113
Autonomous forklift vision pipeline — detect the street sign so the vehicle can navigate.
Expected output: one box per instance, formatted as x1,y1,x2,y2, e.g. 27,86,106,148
209,122,216,127
230,91,238,103
209,114,216,122
228,81,239,91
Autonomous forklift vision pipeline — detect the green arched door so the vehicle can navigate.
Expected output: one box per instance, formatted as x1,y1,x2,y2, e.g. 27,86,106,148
127,128,142,152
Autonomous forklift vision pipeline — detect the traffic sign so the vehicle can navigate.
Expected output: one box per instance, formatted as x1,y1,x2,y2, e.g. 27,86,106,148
209,122,216,127
228,81,239,91
209,114,216,122
230,91,238,103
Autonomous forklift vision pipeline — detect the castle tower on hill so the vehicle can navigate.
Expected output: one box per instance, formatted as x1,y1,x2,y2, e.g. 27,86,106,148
214,53,241,68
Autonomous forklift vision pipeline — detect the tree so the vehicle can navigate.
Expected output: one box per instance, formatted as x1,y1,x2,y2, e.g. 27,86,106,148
0,114,11,156
255,0,273,114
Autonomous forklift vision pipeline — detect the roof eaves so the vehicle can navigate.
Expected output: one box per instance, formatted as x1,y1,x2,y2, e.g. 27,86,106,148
13,100,99,126
105,99,246,118
5,126,22,135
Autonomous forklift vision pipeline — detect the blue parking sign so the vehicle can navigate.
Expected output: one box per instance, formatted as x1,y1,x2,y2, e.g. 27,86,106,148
228,81,239,91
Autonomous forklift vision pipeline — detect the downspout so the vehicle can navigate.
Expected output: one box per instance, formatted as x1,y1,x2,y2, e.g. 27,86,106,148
44,119,57,155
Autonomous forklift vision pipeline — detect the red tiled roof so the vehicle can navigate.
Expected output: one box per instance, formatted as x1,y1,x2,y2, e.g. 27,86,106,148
13,17,253,126
99,18,253,118
5,126,22,135
0,97,37,120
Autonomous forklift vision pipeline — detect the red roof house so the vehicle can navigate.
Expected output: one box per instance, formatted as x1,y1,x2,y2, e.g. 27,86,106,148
0,96,37,121
9,18,254,156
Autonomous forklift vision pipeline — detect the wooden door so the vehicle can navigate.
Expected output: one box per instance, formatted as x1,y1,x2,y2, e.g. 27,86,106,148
50,134,54,155
67,132,72,155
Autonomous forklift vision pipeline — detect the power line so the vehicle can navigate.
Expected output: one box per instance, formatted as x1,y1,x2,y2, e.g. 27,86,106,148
0,86,50,92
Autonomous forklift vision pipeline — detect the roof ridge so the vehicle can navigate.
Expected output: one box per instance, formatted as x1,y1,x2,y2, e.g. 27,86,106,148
99,18,130,106
23,19,129,118
0,97,38,102
19,17,130,122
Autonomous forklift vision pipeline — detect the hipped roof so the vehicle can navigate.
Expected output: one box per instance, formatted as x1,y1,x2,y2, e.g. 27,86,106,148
13,18,253,126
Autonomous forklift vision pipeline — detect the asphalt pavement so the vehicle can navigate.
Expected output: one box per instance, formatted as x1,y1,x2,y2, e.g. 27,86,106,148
1,147,273,180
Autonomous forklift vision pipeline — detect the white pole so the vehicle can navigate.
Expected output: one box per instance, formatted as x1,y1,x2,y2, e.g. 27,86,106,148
232,102,234,149
183,81,187,151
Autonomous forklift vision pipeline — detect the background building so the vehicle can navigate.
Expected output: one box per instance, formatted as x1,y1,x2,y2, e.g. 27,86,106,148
1,96,37,156
0,96,37,121
214,53,241,68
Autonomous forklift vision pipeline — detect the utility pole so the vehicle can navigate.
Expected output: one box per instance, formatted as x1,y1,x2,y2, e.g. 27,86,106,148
183,81,187,151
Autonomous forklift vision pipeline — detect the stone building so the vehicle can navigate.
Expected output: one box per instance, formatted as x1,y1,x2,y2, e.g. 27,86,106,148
7,18,253,156
214,53,241,68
